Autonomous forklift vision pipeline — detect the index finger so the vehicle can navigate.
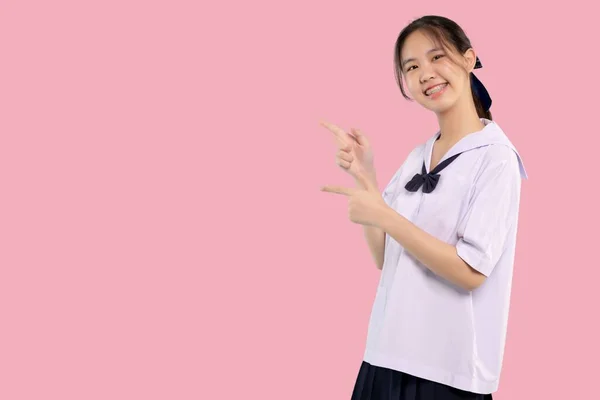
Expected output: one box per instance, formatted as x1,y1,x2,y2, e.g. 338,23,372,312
320,121,352,149
320,185,355,196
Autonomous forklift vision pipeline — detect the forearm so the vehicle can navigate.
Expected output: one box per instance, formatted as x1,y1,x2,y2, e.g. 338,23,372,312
355,171,385,270
376,206,485,291
363,226,385,269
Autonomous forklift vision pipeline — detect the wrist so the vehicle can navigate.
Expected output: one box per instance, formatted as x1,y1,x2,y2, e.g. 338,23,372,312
355,167,377,186
374,202,396,229
365,166,377,181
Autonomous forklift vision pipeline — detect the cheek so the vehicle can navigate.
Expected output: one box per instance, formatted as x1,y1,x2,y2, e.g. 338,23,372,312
437,64,461,86
405,76,423,100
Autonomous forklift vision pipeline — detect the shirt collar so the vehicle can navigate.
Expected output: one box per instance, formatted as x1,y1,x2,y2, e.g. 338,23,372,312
424,118,528,179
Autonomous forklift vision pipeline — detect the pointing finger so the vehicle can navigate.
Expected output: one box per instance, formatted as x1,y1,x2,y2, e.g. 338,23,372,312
320,185,355,196
320,120,343,135
320,121,352,149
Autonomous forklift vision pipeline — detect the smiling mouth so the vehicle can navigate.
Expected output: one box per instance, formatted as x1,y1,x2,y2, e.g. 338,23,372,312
424,83,448,96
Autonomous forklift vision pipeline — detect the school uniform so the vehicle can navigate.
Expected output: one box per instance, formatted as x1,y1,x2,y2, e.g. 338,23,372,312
352,118,528,400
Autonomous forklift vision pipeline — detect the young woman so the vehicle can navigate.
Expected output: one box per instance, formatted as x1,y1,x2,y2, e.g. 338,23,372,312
320,15,528,400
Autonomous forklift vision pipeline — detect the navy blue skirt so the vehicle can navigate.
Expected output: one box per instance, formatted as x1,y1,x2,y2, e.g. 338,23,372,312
351,361,493,400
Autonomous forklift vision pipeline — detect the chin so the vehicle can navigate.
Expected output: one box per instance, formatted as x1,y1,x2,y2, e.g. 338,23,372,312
432,104,455,115
419,101,452,114
420,96,457,114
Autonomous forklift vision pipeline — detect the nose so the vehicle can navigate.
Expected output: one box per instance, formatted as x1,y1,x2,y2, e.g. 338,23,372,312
419,64,436,84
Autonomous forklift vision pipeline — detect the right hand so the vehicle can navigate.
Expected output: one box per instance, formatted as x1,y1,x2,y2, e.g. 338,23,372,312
320,121,376,188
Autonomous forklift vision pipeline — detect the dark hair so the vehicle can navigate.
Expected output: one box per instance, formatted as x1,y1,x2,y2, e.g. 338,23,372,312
393,15,492,120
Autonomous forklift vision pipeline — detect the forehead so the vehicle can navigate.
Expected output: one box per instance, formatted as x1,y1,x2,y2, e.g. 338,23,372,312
401,30,441,60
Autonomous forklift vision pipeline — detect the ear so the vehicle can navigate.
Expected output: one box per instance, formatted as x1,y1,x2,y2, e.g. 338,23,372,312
463,48,477,73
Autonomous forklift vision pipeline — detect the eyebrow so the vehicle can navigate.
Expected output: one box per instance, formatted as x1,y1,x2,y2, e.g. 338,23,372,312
401,48,444,68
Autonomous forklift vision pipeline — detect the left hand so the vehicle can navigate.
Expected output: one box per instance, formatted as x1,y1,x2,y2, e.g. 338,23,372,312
321,172,388,226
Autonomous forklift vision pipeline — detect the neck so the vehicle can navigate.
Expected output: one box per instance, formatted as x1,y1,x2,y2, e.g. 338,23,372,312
435,94,485,144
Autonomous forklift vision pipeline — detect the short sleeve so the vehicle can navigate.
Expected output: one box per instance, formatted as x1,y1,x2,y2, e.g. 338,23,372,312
382,166,403,206
455,145,523,277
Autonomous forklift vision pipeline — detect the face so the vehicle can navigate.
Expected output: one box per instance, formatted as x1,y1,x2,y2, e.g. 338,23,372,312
400,30,476,114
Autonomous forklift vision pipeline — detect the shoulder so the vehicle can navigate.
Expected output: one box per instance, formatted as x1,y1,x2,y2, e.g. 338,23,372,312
472,144,522,187
480,143,520,167
405,139,430,166
382,143,425,195
410,142,427,158
391,141,426,173
477,121,528,179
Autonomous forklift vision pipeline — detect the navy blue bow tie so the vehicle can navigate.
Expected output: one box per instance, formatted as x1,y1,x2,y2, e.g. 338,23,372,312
405,153,462,193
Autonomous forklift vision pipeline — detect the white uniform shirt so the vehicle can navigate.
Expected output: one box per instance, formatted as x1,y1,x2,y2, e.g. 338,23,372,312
363,118,527,394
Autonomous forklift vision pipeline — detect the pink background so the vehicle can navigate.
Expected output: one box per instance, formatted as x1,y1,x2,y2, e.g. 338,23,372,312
1,0,598,399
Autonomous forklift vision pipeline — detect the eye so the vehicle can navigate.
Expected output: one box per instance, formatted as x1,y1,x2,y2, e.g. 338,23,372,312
433,54,445,61
406,65,417,72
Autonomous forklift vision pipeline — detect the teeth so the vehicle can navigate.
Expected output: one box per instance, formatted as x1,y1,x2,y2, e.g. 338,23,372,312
426,83,447,95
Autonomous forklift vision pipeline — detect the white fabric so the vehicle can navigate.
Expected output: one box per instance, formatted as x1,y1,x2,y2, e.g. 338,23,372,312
363,118,527,394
